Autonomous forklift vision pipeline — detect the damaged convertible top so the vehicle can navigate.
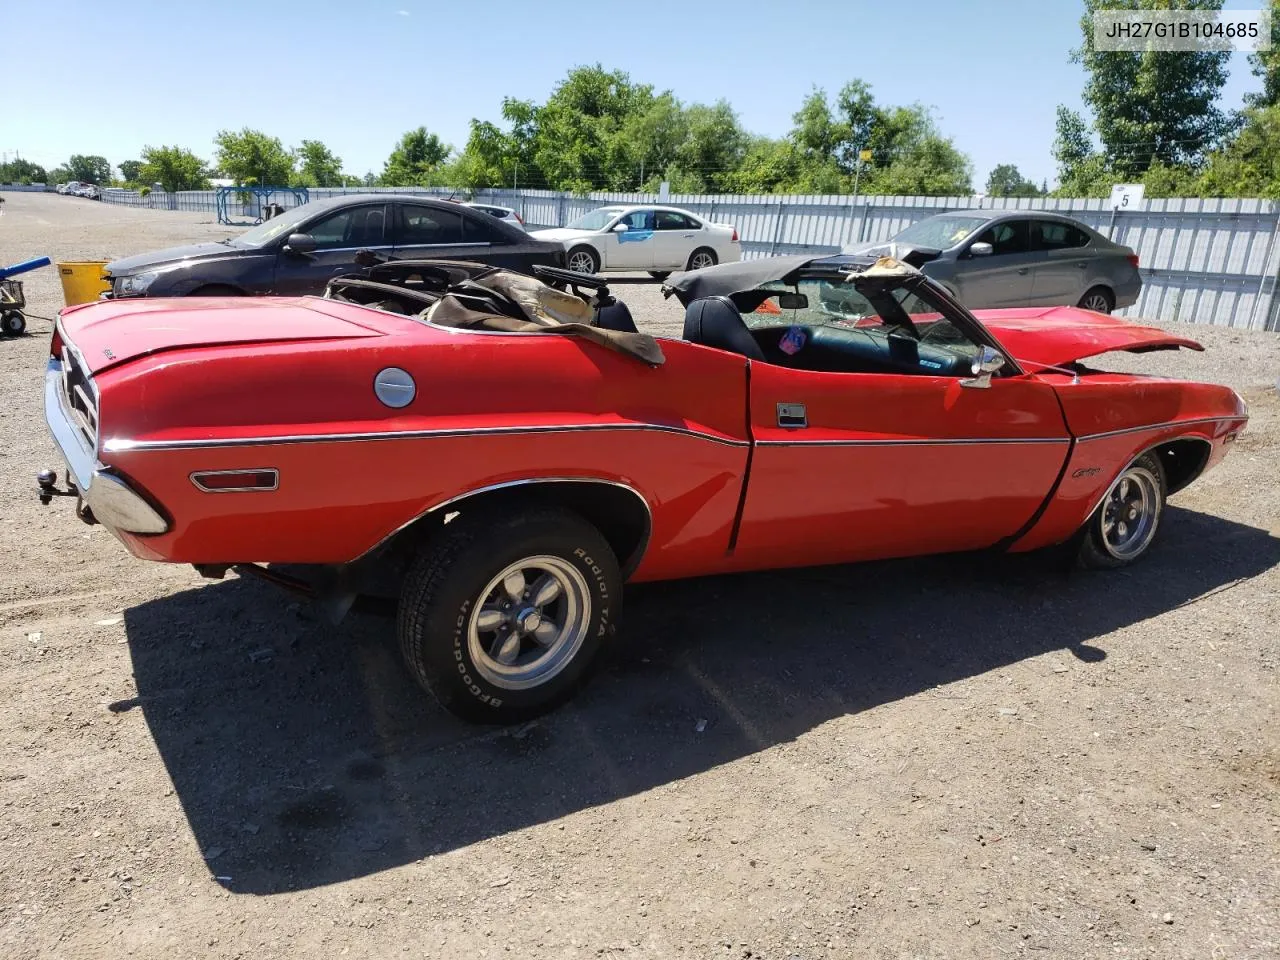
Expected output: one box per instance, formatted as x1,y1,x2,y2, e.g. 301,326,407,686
325,257,666,366
661,251,928,305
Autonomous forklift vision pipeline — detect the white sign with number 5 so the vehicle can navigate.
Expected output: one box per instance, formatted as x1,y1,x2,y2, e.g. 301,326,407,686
1110,184,1146,210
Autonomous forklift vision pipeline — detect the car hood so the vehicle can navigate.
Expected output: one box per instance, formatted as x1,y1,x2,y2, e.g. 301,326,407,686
57,296,386,374
528,228,593,243
105,241,250,275
975,306,1204,369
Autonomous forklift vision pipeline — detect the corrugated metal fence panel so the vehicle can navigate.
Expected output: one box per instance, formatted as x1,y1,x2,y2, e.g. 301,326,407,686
95,187,1280,331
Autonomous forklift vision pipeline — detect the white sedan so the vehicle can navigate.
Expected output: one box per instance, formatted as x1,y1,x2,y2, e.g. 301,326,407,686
530,204,741,277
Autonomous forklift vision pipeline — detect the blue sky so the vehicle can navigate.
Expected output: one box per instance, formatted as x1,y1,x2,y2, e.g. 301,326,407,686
3,0,1267,189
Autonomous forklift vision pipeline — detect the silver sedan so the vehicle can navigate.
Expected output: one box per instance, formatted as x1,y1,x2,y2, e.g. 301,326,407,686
844,209,1141,313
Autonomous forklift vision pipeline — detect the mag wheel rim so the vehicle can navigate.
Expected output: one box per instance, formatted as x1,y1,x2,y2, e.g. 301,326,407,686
691,251,715,270
568,251,595,273
467,555,591,690
1099,466,1160,560
1083,292,1110,312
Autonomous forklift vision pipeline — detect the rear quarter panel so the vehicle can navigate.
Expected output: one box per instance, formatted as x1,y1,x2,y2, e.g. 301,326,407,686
96,325,752,580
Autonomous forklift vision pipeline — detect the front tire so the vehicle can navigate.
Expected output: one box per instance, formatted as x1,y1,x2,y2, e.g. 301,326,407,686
1077,452,1166,569
397,506,622,723
686,247,717,271
566,246,600,274
1078,286,1114,314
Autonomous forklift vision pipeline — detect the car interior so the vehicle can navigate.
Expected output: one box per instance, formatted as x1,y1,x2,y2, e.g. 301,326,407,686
680,279,981,377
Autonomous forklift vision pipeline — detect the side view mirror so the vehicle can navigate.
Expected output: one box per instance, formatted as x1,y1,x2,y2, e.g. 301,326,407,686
968,241,993,257
283,232,317,255
961,345,1006,389
612,222,629,233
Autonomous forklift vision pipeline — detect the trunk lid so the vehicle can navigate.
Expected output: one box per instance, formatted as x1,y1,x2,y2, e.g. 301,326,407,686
57,296,386,374
975,306,1203,369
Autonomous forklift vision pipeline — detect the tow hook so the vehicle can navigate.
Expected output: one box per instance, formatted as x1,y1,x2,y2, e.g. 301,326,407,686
37,468,97,525
36,468,77,505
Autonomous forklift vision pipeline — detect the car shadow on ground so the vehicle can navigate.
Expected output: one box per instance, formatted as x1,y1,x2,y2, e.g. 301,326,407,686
117,505,1279,895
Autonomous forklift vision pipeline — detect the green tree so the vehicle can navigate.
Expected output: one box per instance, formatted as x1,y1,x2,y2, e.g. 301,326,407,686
1246,0,1280,107
0,158,48,184
139,145,211,192
118,160,143,183
1072,0,1231,175
530,65,655,192
381,127,451,186
213,128,295,186
66,154,112,184
985,163,1043,197
1198,105,1280,197
674,101,747,190
791,88,848,160
292,139,345,187
1141,159,1200,197
1051,105,1112,196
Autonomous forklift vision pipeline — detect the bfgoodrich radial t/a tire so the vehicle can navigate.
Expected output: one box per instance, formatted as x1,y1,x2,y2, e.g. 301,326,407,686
1076,451,1167,569
397,506,622,723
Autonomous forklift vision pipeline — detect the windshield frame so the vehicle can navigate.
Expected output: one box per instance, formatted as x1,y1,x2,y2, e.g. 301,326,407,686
231,203,321,248
565,207,625,232
734,267,1022,377
891,214,993,251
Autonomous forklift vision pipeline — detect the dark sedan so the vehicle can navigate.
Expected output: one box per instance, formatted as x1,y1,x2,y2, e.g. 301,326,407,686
103,194,566,299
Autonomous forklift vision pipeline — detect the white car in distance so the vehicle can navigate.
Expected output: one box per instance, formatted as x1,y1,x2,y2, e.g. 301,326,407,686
461,202,526,231
530,204,741,277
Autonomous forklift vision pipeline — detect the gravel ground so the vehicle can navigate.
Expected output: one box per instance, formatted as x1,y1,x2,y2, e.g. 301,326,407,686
1,191,1278,960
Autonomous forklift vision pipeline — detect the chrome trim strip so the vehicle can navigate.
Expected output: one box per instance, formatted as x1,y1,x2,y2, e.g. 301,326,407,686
1076,416,1245,443
45,359,95,491
352,476,653,566
103,422,751,453
756,436,1070,448
190,468,281,493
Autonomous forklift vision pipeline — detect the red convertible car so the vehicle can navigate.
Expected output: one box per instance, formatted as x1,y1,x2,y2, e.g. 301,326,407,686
38,253,1248,722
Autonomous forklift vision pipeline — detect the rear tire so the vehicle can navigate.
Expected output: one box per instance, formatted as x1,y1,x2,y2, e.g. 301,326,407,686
1,311,25,336
566,246,600,274
397,505,622,724
1076,452,1166,569
1078,286,1114,314
686,247,717,271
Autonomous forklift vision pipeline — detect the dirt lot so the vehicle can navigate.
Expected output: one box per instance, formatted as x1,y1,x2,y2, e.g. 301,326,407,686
1,191,1277,960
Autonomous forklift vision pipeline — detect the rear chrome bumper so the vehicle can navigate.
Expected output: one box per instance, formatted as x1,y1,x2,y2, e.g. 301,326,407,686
43,359,169,535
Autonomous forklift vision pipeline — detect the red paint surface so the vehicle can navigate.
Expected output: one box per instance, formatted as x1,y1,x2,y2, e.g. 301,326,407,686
53,296,1247,581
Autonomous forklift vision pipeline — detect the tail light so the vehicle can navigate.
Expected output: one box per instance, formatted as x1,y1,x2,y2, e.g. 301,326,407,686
731,226,739,243
1127,253,1139,268
514,211,524,225
50,316,64,357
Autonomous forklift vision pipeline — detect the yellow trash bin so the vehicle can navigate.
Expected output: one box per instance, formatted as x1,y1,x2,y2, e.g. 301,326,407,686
57,261,111,306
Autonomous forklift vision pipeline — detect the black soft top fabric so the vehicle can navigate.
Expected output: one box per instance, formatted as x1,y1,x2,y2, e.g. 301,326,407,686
661,254,820,305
